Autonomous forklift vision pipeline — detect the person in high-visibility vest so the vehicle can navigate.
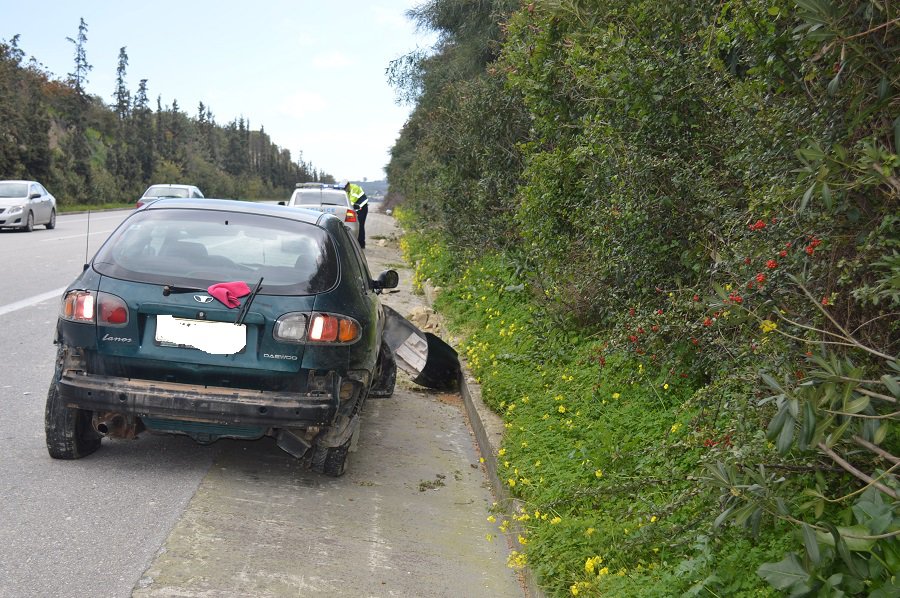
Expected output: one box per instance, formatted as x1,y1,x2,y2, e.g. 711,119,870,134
344,181,369,248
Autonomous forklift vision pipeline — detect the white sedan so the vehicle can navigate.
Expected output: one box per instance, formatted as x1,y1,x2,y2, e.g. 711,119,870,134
281,183,359,238
0,180,57,232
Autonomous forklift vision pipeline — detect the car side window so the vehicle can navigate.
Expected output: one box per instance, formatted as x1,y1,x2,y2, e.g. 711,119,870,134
342,225,372,291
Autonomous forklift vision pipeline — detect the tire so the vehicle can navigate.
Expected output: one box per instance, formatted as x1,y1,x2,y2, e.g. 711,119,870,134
23,211,34,232
368,342,396,398
45,209,56,230
45,383,101,459
310,437,351,477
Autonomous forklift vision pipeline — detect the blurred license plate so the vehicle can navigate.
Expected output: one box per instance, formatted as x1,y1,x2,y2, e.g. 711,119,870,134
155,315,246,355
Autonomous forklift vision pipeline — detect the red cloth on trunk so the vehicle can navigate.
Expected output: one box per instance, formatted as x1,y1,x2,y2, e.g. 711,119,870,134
207,281,251,308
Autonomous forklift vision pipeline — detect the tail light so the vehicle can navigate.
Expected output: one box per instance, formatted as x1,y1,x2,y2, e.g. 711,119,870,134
274,312,361,344
61,291,129,326
345,209,358,223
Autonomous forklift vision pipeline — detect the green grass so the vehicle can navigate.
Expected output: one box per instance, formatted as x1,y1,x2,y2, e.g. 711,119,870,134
399,224,792,597
58,203,134,213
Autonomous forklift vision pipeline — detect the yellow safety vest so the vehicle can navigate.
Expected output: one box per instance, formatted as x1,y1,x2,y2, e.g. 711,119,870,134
347,183,368,208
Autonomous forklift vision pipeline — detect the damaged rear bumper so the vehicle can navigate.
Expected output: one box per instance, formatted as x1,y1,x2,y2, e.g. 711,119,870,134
57,373,338,428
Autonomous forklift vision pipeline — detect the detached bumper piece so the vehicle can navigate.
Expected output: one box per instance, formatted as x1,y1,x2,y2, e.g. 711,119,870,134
382,306,460,390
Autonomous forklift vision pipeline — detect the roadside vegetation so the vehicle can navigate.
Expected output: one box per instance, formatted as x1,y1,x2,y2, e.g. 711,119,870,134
1,20,331,208
388,1,898,596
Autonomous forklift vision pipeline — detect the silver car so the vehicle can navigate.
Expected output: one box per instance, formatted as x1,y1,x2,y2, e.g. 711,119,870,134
136,184,204,208
283,183,359,238
0,180,57,232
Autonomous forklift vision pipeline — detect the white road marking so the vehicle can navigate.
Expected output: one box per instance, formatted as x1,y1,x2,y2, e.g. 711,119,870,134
47,229,117,241
0,287,67,317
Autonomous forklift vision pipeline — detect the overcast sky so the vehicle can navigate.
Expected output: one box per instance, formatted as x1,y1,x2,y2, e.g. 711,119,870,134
0,0,436,182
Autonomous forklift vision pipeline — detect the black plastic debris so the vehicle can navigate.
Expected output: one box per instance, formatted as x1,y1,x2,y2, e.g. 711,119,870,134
382,306,460,390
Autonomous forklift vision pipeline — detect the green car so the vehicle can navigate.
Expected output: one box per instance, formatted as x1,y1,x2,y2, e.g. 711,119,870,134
46,198,398,476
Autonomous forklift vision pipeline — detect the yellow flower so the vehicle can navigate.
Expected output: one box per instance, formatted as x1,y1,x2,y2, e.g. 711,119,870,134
585,527,595,536
498,448,507,456
518,535,528,545
585,556,603,574
479,457,485,464
663,383,669,390
612,392,620,399
670,422,682,434
650,515,657,523
508,478,516,487
507,550,527,570
550,516,562,525
558,405,567,413
487,515,496,523
595,469,603,478
760,319,778,333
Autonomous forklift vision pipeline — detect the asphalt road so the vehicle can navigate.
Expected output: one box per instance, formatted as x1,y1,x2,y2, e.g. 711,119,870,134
0,208,524,597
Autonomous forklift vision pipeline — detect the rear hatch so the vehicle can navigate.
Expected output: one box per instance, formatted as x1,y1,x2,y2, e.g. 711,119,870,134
84,204,343,391
290,188,354,221
92,277,320,390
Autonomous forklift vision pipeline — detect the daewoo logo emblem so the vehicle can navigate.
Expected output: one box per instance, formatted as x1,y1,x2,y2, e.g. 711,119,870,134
194,295,214,304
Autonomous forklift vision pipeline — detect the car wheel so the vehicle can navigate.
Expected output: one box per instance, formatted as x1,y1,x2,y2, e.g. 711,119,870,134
368,342,396,399
310,436,351,477
45,209,56,230
45,383,101,459
23,211,34,232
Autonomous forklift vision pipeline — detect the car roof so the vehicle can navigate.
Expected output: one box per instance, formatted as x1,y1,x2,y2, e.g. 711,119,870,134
0,179,38,184
142,197,330,226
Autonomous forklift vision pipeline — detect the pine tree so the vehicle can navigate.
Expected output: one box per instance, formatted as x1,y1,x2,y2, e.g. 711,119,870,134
66,18,91,95
65,17,92,190
113,47,130,120
132,79,155,182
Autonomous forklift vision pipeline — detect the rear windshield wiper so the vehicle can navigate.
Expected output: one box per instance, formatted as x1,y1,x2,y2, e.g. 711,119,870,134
235,277,264,325
162,284,205,296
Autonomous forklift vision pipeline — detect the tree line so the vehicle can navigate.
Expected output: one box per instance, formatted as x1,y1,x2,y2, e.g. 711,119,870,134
0,18,331,205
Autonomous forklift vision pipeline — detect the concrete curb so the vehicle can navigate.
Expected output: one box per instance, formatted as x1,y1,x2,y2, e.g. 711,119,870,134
424,283,546,598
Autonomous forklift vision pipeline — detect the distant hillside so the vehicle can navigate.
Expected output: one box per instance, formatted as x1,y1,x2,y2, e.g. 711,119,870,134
353,180,387,198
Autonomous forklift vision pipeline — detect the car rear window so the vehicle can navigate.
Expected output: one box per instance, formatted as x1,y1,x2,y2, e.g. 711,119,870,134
291,189,348,206
93,208,339,295
144,186,190,198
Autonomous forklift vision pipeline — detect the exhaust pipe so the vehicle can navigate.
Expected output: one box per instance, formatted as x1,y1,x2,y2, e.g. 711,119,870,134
92,412,140,439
